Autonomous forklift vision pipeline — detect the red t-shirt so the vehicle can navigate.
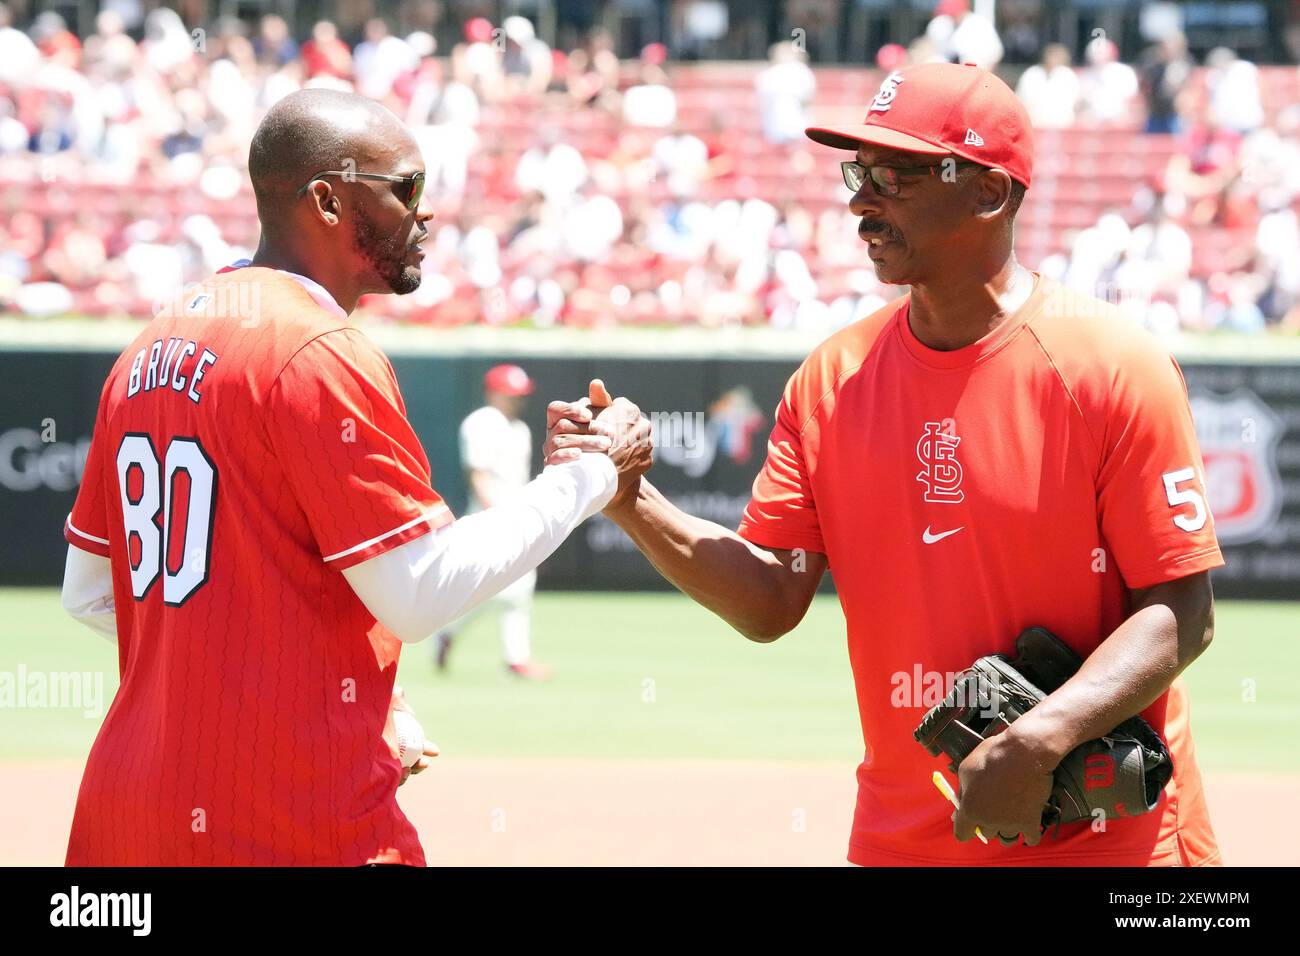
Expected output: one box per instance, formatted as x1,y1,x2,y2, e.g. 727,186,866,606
739,274,1225,866
63,267,451,865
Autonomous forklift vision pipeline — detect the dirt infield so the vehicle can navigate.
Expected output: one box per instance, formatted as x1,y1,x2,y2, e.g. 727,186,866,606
3,759,1294,866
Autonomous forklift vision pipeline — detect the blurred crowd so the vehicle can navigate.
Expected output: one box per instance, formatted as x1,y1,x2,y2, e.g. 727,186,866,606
1020,32,1300,334
0,2,1297,334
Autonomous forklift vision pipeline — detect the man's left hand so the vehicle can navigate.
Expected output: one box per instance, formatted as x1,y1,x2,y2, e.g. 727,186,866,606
400,740,440,787
391,686,439,787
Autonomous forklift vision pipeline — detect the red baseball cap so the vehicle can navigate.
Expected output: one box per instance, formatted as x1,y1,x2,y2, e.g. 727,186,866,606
484,364,534,397
805,62,1033,188
934,0,970,17
465,17,493,44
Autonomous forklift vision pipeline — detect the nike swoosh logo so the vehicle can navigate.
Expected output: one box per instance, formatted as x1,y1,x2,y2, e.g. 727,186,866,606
922,526,964,544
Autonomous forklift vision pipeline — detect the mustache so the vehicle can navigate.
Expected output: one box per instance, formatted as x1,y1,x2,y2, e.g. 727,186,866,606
858,219,902,242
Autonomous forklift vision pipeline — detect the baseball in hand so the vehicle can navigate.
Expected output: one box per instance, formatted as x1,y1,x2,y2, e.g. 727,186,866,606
393,708,426,770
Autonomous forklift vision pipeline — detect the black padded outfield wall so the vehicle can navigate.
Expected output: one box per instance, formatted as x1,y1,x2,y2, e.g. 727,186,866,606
0,350,118,586
1,348,1297,598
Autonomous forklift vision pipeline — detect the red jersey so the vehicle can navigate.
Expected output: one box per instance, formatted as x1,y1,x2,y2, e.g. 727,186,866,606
739,274,1225,866
63,266,452,865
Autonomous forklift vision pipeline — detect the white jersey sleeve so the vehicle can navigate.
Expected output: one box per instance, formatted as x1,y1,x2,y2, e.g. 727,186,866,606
61,545,118,643
341,452,616,643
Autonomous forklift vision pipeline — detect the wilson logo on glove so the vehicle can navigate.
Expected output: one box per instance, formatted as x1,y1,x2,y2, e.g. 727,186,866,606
1084,753,1116,790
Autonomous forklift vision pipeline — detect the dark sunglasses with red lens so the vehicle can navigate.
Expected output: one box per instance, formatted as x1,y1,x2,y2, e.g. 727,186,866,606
296,170,426,210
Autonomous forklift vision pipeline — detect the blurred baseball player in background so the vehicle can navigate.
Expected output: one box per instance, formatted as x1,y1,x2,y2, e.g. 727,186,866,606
58,89,646,865
434,363,551,679
552,63,1224,866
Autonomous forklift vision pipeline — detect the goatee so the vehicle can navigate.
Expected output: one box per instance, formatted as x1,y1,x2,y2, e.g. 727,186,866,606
353,207,421,295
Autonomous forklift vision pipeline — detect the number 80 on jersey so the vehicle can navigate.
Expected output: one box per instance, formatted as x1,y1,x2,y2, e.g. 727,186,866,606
116,434,218,605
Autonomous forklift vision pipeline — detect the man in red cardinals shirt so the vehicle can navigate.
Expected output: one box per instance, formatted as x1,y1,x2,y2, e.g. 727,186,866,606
553,64,1222,865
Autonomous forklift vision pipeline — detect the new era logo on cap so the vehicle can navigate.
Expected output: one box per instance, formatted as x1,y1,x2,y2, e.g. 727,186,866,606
964,128,984,147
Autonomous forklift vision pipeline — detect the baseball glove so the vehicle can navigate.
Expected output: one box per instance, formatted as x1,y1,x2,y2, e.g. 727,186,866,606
913,627,1173,832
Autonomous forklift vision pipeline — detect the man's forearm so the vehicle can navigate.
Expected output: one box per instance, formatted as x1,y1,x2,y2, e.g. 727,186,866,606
606,479,819,641
1010,575,1214,765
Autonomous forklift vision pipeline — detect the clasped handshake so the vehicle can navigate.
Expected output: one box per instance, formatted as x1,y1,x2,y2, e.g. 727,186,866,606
541,379,655,513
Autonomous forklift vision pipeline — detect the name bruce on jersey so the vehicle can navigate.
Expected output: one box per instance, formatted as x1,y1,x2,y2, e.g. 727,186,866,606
126,337,220,404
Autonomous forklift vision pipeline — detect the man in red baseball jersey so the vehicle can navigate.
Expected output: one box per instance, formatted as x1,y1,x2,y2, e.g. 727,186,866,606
553,63,1223,865
59,89,644,865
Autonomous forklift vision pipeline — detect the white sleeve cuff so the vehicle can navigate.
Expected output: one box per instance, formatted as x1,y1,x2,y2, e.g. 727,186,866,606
566,452,618,522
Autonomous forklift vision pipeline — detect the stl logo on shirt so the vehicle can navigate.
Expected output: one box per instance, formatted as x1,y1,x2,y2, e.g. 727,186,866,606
915,421,965,504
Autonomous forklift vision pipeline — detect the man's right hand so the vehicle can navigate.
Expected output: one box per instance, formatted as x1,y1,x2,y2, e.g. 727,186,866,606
544,380,653,513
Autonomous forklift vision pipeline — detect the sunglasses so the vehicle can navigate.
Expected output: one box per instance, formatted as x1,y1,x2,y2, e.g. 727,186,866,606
841,160,981,197
296,170,426,210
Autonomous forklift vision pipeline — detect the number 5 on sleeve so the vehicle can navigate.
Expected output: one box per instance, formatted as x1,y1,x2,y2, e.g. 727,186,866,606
1161,467,1208,533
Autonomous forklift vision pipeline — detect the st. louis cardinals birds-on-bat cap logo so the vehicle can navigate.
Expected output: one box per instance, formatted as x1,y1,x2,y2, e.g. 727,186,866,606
870,71,905,113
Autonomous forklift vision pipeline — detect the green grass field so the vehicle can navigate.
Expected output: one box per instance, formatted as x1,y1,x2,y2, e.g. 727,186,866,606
1,589,1296,772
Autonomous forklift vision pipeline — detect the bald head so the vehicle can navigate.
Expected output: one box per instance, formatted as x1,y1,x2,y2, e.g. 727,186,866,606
248,89,411,217
245,88,432,306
